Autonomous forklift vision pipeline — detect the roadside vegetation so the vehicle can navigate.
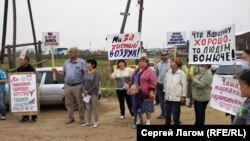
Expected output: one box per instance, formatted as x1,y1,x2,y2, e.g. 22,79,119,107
1,53,186,98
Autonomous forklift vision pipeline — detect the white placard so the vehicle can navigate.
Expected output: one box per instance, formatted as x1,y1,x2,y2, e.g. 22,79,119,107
107,33,141,60
167,31,187,45
210,74,246,115
42,32,60,47
19,48,27,59
9,73,37,113
189,24,236,65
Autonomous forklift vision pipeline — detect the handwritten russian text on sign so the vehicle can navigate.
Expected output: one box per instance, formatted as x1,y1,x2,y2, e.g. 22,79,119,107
42,32,60,47
10,73,37,113
167,31,187,45
210,74,246,115
19,48,27,59
189,24,236,64
107,33,141,60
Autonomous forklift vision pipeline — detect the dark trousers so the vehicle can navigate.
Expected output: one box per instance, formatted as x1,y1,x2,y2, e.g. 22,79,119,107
165,100,181,125
156,83,166,117
133,109,143,125
116,89,133,117
22,115,37,120
194,100,209,125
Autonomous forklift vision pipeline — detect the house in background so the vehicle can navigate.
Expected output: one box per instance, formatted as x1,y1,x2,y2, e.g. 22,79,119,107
41,47,68,55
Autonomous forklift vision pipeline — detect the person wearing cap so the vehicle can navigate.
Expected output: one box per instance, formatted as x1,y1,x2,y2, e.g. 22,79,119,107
17,55,37,122
163,57,187,125
129,56,157,125
155,50,170,119
188,64,213,125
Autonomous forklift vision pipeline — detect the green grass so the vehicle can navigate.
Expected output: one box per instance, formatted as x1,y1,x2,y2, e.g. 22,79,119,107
2,54,186,97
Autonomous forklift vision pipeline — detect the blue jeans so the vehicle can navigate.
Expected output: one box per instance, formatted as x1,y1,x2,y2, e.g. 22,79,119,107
0,92,6,117
156,83,166,117
194,100,209,125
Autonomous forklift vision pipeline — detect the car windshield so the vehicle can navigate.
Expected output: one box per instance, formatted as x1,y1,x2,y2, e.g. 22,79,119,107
215,65,243,75
148,63,154,67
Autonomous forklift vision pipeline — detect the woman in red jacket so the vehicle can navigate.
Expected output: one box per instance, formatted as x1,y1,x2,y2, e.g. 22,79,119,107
129,56,157,125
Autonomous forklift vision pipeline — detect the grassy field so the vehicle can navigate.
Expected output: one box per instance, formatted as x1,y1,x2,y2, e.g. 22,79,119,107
1,53,186,97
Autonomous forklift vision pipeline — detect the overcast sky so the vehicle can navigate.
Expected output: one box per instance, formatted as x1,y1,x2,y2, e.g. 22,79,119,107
0,0,250,51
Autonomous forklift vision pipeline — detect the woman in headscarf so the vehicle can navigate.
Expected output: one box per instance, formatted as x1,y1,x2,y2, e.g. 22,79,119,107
163,57,187,125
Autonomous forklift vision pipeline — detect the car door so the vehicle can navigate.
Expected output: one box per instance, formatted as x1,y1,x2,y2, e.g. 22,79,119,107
39,70,65,104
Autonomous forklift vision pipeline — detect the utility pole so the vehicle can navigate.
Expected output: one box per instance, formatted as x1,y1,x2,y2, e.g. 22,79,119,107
0,0,42,69
110,0,131,72
136,0,144,64
138,0,144,34
120,0,131,34
1,0,9,64
12,0,17,69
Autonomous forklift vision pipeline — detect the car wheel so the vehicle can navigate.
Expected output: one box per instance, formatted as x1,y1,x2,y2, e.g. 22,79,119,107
72,98,79,111
64,98,79,111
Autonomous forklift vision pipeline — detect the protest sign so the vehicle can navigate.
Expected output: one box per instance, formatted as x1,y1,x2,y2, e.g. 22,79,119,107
42,32,59,47
210,74,246,115
19,48,27,59
42,32,60,81
189,24,236,64
107,33,141,60
167,31,187,45
9,73,38,115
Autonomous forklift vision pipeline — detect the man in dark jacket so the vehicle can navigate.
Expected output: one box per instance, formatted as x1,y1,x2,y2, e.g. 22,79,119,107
17,55,37,122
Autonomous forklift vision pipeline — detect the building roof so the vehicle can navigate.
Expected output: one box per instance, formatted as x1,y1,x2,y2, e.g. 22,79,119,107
236,30,250,40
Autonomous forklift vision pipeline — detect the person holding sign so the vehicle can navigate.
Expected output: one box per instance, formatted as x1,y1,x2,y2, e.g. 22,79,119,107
17,55,37,122
81,59,100,128
52,47,86,124
233,69,250,125
188,64,213,125
109,59,134,119
182,58,197,108
129,56,157,125
163,57,187,125
0,68,7,120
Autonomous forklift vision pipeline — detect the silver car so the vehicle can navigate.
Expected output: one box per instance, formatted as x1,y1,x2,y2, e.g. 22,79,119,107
6,67,79,110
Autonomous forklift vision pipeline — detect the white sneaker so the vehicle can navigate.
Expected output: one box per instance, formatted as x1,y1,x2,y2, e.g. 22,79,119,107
146,120,151,125
120,116,125,119
132,124,136,129
136,119,140,125
81,122,90,127
93,122,99,128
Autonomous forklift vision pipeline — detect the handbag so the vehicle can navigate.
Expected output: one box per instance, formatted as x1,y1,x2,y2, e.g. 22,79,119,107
120,70,129,90
122,83,129,90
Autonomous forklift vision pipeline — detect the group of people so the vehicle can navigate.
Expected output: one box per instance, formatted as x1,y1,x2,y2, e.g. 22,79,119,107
109,50,213,127
0,47,101,128
110,49,250,127
52,47,100,128
109,57,157,128
1,47,250,126
155,51,213,125
0,55,37,122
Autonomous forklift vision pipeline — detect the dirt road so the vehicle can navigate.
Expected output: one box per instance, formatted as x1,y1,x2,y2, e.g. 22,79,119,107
0,98,230,141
